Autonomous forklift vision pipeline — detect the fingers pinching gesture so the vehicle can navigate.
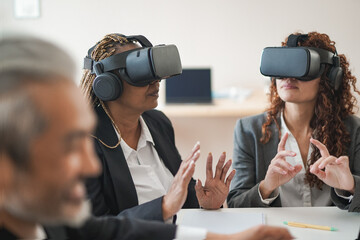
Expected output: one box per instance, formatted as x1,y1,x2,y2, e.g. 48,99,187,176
259,133,302,199
310,138,355,194
195,152,236,209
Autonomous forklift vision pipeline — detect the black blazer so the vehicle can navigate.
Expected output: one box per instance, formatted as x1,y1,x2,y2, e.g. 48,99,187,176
0,217,177,240
86,106,199,221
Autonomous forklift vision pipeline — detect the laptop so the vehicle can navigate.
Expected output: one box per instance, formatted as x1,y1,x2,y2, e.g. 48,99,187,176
165,68,212,104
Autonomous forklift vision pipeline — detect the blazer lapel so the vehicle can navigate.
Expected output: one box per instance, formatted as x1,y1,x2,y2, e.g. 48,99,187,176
260,115,282,207
94,106,139,208
262,121,280,167
44,225,67,240
142,114,180,176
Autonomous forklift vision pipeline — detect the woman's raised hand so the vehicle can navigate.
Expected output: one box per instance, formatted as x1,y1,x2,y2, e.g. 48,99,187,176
310,138,355,194
195,152,235,209
259,133,302,199
162,142,200,220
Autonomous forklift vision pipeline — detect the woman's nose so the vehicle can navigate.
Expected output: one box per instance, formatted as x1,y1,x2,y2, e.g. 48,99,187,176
149,80,160,85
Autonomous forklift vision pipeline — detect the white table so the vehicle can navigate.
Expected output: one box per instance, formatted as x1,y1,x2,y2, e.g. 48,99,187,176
177,207,360,240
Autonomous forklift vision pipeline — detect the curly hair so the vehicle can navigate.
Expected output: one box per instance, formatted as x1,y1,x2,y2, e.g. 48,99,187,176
80,33,130,107
260,32,360,189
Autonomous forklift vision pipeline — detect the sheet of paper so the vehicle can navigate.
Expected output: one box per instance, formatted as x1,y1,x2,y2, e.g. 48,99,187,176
180,210,264,234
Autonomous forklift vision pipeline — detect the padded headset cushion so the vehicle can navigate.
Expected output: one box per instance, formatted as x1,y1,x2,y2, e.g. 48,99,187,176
327,66,343,91
92,72,122,101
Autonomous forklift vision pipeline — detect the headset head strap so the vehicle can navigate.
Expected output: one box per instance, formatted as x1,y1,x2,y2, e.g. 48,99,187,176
287,34,308,47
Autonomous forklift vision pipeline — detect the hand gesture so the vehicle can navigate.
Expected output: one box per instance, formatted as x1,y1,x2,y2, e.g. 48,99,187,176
231,225,294,240
195,152,235,209
207,225,294,240
162,142,200,220
259,133,302,199
309,138,355,194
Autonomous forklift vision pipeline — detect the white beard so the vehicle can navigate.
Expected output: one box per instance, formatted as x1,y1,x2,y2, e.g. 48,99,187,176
4,195,91,227
63,200,91,227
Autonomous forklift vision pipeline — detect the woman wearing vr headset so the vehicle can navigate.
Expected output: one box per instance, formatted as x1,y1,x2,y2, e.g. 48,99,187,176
227,32,360,212
80,34,235,222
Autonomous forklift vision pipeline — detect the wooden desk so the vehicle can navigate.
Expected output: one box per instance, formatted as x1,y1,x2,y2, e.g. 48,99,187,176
159,89,269,118
177,207,360,240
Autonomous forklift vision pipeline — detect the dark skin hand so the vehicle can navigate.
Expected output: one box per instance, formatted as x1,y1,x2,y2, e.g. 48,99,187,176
162,142,200,220
195,152,235,209
206,225,294,240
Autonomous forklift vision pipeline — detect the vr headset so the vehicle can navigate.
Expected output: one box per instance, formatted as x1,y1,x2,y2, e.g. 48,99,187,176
260,34,343,90
83,34,182,101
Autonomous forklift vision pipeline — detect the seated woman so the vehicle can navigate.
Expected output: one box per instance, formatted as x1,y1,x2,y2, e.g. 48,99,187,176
227,32,359,212
81,33,235,221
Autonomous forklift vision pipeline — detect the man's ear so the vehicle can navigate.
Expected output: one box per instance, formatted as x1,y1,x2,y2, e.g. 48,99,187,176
0,152,15,207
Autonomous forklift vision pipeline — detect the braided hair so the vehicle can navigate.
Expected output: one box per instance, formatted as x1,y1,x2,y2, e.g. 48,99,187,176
80,34,130,107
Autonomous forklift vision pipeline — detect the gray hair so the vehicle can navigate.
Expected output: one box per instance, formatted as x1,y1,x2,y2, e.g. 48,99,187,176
0,33,75,168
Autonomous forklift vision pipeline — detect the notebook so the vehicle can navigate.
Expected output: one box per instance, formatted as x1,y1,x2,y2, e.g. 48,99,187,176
180,210,264,234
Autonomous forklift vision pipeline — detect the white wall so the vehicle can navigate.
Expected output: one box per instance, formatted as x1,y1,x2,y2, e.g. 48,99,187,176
2,0,360,90
2,0,360,181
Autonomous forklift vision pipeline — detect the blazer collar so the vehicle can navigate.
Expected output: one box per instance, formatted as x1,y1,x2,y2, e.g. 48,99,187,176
262,114,281,167
261,113,282,206
44,225,67,240
142,113,180,175
94,106,180,183
94,105,139,207
94,105,119,147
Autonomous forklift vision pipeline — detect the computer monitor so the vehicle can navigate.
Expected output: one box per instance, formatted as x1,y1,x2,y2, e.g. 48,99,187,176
165,68,212,104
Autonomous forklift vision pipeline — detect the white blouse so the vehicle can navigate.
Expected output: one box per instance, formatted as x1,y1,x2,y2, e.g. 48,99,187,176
115,116,174,205
278,113,332,207
116,118,207,239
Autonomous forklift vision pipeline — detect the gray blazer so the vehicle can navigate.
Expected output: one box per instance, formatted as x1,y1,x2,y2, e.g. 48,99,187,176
227,113,360,212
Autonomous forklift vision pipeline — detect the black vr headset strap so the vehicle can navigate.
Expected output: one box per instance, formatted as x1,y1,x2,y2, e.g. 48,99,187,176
287,34,336,64
126,35,153,47
83,44,98,71
84,48,141,74
97,53,128,72
287,34,308,47
83,35,152,72
83,56,93,71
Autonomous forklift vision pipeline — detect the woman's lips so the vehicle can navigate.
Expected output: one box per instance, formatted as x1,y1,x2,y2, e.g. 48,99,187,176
281,83,298,89
148,90,159,97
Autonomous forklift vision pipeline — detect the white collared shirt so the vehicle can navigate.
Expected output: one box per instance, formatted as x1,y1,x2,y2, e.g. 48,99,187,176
278,113,332,207
259,112,353,206
35,225,46,239
115,117,207,239
117,116,174,205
